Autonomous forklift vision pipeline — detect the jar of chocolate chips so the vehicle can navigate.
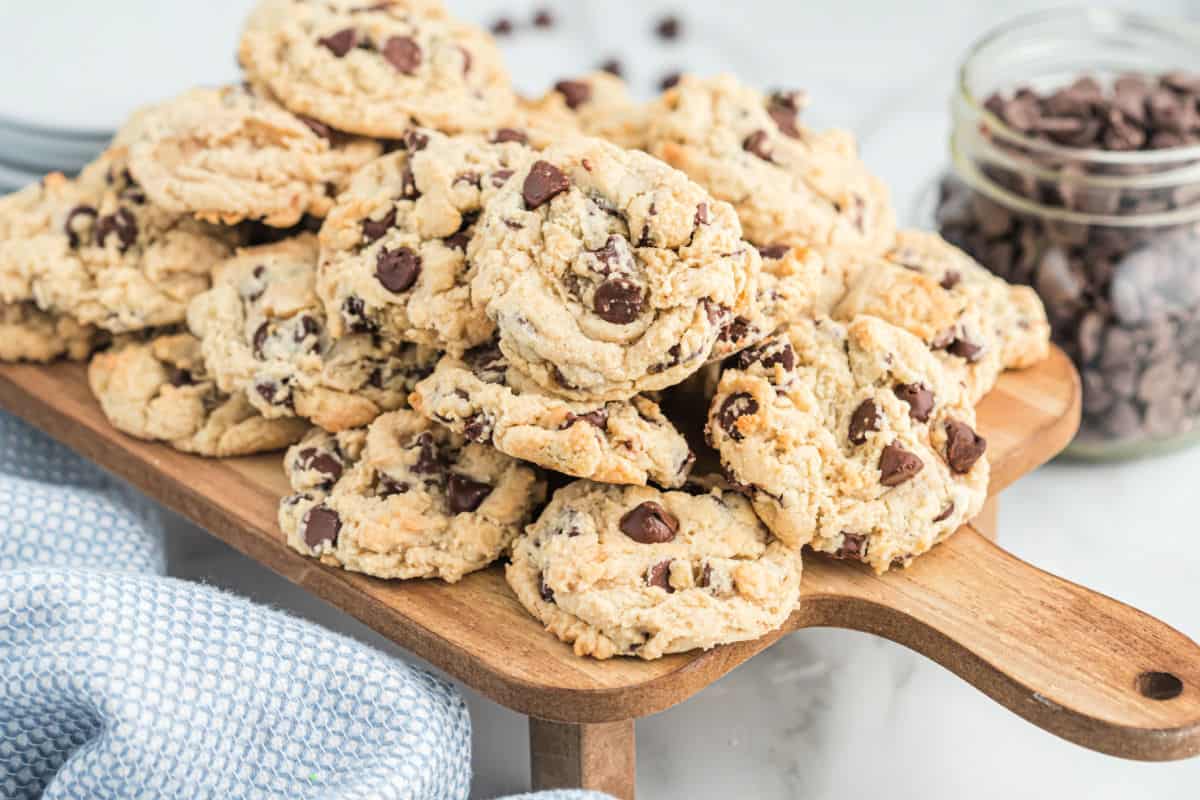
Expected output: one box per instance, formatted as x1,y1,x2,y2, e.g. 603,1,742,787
936,8,1200,459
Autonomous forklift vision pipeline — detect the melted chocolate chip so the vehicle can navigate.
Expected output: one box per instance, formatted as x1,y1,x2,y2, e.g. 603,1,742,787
944,419,987,474
562,408,609,430
298,448,343,484
659,72,682,91
645,560,675,592
362,207,396,244
619,502,679,544
411,432,443,475
94,208,138,252
303,505,342,547
718,393,758,441
555,80,592,110
894,383,935,423
375,246,421,293
463,413,494,444
447,473,493,514
946,337,983,362
318,28,358,57
342,296,378,334
523,160,570,209
382,36,421,74
879,442,924,486
593,278,644,324
848,400,880,445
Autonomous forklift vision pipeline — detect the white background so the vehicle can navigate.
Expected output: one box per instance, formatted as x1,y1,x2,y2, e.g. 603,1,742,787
4,1,1200,797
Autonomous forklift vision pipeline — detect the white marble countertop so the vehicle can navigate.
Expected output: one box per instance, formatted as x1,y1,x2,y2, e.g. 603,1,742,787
7,0,1200,796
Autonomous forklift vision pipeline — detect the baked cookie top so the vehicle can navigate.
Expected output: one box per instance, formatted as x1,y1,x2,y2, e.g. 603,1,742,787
88,331,309,457
127,85,381,228
506,480,801,660
0,147,236,333
410,343,694,487
0,302,103,364
706,315,990,572
644,74,896,254
317,129,534,351
239,0,513,138
187,234,438,432
469,135,760,401
279,408,546,582
518,72,649,150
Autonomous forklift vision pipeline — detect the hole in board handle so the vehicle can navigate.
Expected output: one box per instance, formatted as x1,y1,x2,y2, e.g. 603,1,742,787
1137,671,1184,701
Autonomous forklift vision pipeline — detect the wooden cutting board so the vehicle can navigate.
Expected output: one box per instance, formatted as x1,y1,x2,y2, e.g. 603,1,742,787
1,346,1198,762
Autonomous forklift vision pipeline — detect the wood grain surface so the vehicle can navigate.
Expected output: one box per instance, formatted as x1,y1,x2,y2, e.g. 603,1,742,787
3,347,1197,760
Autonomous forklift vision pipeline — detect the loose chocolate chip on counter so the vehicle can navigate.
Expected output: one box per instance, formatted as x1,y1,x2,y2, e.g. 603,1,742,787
532,8,555,28
318,28,358,57
554,80,592,110
655,16,681,40
599,59,623,78
834,532,867,560
620,502,679,544
879,442,923,486
593,278,644,324
894,383,934,422
375,246,421,293
63,205,97,248
490,17,514,36
645,560,675,592
303,505,342,547
447,473,493,514
523,161,570,209
742,130,773,162
717,393,758,441
382,36,421,73
491,128,528,145
944,419,987,473
848,399,880,445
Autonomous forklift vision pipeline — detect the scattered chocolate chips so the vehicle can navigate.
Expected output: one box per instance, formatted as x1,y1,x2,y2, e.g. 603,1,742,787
362,208,396,244
522,160,570,209
532,8,555,28
620,502,679,544
834,532,867,560
645,560,674,592
717,393,758,441
742,130,774,162
944,419,987,473
303,505,342,547
554,80,592,110
879,442,924,486
894,383,934,422
375,246,421,293
382,36,421,74
593,278,644,324
318,28,358,57
848,399,880,445
447,473,493,514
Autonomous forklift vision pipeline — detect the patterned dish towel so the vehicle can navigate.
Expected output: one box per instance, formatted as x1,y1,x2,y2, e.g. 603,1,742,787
0,413,609,800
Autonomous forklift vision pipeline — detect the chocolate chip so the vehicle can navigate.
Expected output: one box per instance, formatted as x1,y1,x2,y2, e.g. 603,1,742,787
463,413,494,444
593,278,644,324
879,442,924,486
303,505,341,547
848,400,880,445
717,393,758,441
894,383,934,423
659,72,682,91
362,208,396,244
944,419,987,474
645,560,675,592
939,270,962,290
298,448,343,484
694,203,709,225
382,36,421,74
299,115,334,141
168,368,194,387
619,502,679,544
403,130,429,152
443,210,479,252
599,59,623,78
491,128,527,145
342,296,378,334
411,432,442,475
538,573,555,602
933,503,955,523
655,16,681,40
447,473,493,514
296,315,321,343
554,80,592,110
255,379,292,408
491,169,515,188
946,337,983,362
767,91,805,138
375,246,421,293
532,7,555,28
522,161,570,209
318,28,358,57
378,476,410,497
757,244,790,260
400,164,419,200
562,408,608,430
698,563,713,588
490,17,514,36
252,322,270,358
743,130,773,161
834,532,867,560
63,205,97,248
94,208,138,252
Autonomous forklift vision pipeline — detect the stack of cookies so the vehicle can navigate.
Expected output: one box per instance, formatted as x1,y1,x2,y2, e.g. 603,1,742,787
0,0,1052,661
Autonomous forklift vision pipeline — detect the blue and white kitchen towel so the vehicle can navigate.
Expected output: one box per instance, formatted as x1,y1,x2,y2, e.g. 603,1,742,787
0,412,608,800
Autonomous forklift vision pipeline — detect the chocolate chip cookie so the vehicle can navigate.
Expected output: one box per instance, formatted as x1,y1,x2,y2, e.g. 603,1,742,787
519,72,649,150
644,74,896,254
0,302,105,363
128,85,381,228
239,0,513,138
279,408,546,582
317,128,532,351
88,332,309,456
506,480,801,660
0,147,237,333
470,136,760,401
707,315,989,573
409,343,694,487
187,234,438,432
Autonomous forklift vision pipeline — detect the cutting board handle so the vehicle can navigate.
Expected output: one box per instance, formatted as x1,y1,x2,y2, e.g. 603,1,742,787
800,527,1200,761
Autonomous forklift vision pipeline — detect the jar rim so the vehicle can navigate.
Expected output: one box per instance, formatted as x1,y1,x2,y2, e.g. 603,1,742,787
958,6,1200,167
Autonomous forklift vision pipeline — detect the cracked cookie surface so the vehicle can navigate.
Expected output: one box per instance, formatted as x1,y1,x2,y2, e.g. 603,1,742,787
279,408,546,582
187,234,438,432
410,343,694,487
707,315,989,573
470,135,760,401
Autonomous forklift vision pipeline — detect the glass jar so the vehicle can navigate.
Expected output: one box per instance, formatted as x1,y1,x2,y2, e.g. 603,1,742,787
935,8,1200,460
